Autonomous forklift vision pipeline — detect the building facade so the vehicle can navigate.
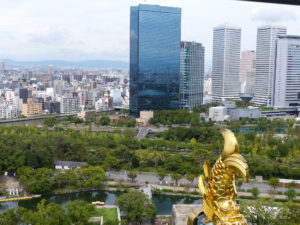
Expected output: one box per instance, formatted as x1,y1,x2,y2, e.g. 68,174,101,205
273,36,300,108
129,4,181,116
212,25,241,101
60,97,80,114
253,25,287,105
19,88,28,104
180,41,205,110
21,98,43,117
239,50,256,94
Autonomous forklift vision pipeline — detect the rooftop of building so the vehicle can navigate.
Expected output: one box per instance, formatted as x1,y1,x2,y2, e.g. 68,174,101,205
55,160,87,167
132,4,181,14
277,35,300,39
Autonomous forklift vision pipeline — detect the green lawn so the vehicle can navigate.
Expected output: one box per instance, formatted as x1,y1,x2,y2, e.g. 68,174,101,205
94,207,119,225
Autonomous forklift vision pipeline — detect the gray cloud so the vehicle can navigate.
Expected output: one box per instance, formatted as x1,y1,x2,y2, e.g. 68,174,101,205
252,5,298,23
0,0,299,66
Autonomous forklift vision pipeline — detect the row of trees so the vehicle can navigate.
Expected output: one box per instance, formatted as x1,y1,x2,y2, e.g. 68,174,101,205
45,114,137,128
0,199,96,225
17,166,105,195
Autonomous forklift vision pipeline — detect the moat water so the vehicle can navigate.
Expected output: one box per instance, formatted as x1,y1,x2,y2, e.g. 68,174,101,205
0,191,202,215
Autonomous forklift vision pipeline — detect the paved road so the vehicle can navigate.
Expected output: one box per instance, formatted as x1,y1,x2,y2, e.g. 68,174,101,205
137,127,149,140
106,170,300,193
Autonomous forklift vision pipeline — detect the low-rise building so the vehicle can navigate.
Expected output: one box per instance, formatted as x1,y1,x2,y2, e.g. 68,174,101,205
228,107,260,120
77,110,96,120
136,111,154,126
55,161,87,170
209,106,228,121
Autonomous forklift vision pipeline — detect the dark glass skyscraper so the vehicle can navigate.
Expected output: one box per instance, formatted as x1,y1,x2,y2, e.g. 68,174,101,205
129,4,181,116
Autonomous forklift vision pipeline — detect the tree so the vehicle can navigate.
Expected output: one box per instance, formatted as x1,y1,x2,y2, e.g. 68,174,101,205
186,174,196,185
285,188,297,201
250,187,260,199
171,174,182,186
240,199,278,225
124,128,136,138
23,199,68,225
44,117,57,127
66,200,96,225
116,191,156,225
268,178,279,191
99,116,110,126
157,169,167,184
77,166,105,188
128,171,137,183
18,167,54,195
236,179,243,191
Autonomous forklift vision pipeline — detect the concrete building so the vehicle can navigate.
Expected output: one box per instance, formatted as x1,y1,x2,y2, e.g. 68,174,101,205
77,110,96,121
240,50,256,94
228,107,260,120
136,110,154,126
44,101,60,114
0,104,18,119
21,98,43,117
172,204,203,225
245,71,256,94
209,106,228,121
95,91,113,112
60,96,80,114
253,25,287,105
180,41,205,110
273,35,300,108
19,88,28,104
212,25,241,101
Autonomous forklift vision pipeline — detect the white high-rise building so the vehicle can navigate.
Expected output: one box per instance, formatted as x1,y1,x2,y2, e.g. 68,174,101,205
212,25,241,101
253,25,287,105
240,50,256,94
273,35,300,108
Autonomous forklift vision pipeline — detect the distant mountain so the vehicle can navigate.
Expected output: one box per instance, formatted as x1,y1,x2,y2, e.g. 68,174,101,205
1,59,128,69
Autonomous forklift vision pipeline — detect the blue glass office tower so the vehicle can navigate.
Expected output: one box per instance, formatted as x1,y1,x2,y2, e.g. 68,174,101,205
130,4,181,116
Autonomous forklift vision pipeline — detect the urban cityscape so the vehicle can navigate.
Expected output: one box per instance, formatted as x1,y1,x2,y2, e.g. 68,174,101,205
0,0,299,225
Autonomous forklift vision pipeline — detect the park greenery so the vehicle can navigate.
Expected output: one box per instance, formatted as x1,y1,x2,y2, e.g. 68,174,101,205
116,191,157,224
0,115,299,187
46,112,137,128
240,199,300,225
17,165,105,195
0,199,96,225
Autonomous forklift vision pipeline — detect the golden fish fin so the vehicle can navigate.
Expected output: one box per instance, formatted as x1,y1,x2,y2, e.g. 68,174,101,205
199,175,208,198
224,154,249,182
221,129,239,160
204,160,210,179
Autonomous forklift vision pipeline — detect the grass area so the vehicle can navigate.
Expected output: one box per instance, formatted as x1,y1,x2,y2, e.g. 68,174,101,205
95,207,118,225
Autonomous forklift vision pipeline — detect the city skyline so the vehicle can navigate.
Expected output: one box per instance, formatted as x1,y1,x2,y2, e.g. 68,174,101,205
0,0,299,70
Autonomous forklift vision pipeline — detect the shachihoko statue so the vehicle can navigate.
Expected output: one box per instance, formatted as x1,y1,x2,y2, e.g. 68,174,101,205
188,129,249,225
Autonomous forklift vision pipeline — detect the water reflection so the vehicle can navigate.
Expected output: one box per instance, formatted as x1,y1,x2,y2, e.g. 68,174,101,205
0,191,202,215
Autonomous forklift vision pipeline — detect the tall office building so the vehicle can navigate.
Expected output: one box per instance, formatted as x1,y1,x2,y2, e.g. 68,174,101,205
129,4,181,116
253,25,287,105
19,88,29,104
212,25,241,101
180,41,205,110
273,36,300,108
240,50,256,93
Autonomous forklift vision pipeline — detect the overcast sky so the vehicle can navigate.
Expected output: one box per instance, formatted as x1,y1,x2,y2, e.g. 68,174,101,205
0,0,299,69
